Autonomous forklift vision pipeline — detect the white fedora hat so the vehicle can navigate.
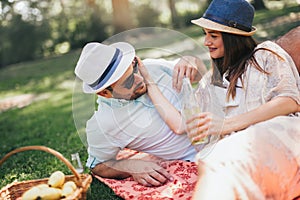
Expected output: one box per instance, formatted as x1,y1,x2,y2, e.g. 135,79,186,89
75,42,135,93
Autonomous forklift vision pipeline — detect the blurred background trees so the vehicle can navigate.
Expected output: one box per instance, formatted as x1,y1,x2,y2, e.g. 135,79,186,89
0,0,299,67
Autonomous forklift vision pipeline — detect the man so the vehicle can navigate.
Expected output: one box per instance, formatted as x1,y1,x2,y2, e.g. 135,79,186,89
74,42,205,187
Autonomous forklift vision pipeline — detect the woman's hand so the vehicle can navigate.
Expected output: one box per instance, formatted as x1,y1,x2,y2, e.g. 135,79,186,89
172,56,207,92
186,112,225,143
136,57,153,84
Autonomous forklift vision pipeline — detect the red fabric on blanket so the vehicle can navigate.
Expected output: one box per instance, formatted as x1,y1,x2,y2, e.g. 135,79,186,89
93,149,198,200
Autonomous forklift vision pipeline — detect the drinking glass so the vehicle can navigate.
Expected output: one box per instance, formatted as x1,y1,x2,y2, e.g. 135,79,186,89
71,152,84,173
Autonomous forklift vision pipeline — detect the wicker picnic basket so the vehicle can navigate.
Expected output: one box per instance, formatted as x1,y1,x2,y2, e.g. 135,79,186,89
0,146,92,200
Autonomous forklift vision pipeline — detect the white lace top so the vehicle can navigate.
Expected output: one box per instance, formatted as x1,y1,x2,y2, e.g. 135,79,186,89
197,41,300,118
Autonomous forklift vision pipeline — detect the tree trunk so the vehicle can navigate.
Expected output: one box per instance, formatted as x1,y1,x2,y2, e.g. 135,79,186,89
168,0,180,28
111,0,133,33
252,0,267,10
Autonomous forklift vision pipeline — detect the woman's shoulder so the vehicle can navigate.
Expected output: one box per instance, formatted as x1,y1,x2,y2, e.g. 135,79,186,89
254,41,299,78
254,40,294,62
256,40,284,53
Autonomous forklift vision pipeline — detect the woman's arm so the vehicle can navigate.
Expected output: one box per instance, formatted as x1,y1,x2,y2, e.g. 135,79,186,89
223,96,299,135
137,57,185,134
187,96,299,143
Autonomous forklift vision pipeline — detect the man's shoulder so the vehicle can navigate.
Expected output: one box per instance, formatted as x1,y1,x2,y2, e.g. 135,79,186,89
143,58,179,78
143,58,179,69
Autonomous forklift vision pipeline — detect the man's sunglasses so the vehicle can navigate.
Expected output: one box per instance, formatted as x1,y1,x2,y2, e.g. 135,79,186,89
106,57,139,91
133,57,138,73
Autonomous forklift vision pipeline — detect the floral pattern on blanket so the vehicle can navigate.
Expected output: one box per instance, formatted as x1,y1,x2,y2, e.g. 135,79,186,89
94,158,198,200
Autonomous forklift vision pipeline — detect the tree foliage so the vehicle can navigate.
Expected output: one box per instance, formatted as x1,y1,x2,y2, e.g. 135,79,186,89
251,0,267,10
0,0,205,67
135,4,160,27
0,0,292,67
0,0,108,67
3,14,50,64
0,0,51,67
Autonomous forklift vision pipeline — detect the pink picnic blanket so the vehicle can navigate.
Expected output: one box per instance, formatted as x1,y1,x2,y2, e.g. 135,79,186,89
93,149,198,200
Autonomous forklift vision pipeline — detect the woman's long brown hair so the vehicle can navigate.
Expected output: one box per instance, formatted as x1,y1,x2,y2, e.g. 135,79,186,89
211,32,281,101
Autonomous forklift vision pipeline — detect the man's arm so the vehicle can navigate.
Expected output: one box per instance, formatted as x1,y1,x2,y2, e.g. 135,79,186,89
91,159,173,187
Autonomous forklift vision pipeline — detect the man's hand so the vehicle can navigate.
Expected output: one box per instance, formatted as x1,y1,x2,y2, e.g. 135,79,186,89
172,56,207,92
92,159,173,187
128,160,173,187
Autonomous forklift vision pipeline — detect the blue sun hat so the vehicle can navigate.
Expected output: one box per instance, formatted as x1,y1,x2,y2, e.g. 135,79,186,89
191,0,257,36
75,42,135,93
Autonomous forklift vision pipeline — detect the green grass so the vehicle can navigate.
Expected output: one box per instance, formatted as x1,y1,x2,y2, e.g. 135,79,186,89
0,51,122,199
0,5,299,199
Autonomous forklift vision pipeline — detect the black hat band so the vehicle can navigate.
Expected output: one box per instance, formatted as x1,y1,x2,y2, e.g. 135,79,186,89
203,13,252,32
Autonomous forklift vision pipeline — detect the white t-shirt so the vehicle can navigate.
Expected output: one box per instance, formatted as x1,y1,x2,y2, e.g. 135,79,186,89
86,59,197,168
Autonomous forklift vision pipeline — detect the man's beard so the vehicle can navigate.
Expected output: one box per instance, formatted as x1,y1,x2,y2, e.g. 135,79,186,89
129,85,147,100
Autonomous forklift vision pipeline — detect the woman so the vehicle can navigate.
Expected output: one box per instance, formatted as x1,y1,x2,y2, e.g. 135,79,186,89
174,0,300,199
